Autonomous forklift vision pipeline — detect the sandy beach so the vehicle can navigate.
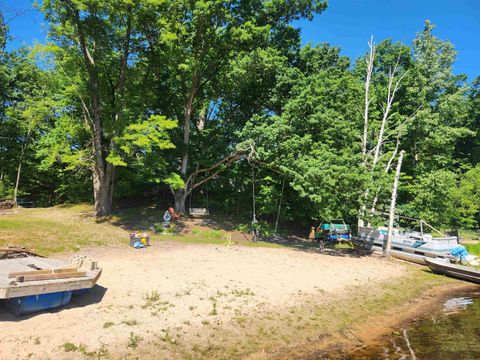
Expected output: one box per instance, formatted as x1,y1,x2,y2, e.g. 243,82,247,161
0,242,408,359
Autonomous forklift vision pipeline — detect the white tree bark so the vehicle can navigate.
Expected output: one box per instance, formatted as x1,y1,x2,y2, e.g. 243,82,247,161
371,65,406,169
368,136,400,221
384,150,405,257
359,46,407,227
13,129,31,206
362,36,375,163
358,37,375,228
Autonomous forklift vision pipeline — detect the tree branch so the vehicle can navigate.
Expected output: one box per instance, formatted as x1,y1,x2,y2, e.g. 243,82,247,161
114,5,133,92
362,36,375,164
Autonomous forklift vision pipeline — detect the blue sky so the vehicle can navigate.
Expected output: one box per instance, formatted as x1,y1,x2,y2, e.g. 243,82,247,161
2,0,479,79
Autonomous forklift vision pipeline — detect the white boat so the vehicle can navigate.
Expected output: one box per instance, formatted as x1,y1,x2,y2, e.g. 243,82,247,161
356,221,459,264
425,258,480,284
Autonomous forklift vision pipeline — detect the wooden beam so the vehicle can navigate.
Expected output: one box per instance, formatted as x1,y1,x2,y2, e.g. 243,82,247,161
8,267,78,278
8,269,51,278
15,271,86,282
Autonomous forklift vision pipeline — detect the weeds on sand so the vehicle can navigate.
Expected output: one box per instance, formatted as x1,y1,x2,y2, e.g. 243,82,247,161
61,343,94,356
127,332,143,349
62,342,77,352
142,291,175,315
235,316,247,326
61,342,107,357
231,288,255,297
209,301,218,316
122,319,138,326
144,290,160,302
103,322,115,329
158,329,177,345
175,288,192,297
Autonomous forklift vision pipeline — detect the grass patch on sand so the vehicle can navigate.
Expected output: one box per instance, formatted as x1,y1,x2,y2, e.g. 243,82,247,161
460,229,480,242
0,205,128,255
0,205,283,255
153,231,282,249
461,229,480,256
134,267,455,360
465,242,480,256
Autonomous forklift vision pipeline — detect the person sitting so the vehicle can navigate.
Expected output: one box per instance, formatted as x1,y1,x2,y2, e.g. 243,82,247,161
168,206,181,221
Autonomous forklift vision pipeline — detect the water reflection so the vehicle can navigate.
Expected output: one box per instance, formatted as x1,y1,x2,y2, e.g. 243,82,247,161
348,292,480,360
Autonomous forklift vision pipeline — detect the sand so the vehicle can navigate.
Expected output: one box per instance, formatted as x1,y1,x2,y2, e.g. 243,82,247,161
0,242,406,359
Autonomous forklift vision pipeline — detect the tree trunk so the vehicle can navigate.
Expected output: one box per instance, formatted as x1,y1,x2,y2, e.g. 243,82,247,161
67,2,131,218
13,130,31,206
173,188,187,213
92,155,115,217
13,160,22,206
362,36,374,162
93,169,113,217
180,74,198,177
384,150,405,257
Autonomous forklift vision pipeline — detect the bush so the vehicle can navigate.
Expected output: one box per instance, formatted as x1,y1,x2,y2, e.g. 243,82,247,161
450,166,480,229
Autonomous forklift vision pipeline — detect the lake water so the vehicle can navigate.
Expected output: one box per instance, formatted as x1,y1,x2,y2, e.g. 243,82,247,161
348,290,480,359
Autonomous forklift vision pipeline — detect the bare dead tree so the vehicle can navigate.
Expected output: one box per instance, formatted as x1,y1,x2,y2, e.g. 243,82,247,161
384,150,405,257
358,40,409,227
370,61,407,170
362,36,375,163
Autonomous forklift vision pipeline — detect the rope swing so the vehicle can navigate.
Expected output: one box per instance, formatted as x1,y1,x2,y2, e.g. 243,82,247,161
274,178,286,235
251,166,259,241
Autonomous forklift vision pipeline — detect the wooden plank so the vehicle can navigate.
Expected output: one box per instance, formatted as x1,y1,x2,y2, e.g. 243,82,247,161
16,271,87,282
0,277,97,298
8,269,53,278
8,267,77,278
53,267,78,273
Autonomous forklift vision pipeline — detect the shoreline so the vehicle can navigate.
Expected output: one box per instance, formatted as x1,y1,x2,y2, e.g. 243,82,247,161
249,273,478,359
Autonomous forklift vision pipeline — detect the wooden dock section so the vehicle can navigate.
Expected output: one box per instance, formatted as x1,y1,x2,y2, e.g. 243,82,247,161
0,256,102,299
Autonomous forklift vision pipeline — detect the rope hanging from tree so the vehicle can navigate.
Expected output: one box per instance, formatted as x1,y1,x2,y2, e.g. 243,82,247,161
251,165,259,241
251,166,256,223
205,178,209,211
188,180,210,213
274,178,286,235
187,164,210,213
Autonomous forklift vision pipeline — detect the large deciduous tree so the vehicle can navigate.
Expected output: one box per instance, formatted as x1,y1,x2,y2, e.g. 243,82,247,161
40,0,176,216
241,44,365,221
139,0,327,212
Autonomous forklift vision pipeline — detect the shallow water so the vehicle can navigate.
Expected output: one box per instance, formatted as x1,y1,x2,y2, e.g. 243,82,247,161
348,290,480,359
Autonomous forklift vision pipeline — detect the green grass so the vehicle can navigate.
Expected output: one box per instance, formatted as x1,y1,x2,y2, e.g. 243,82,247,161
127,332,143,349
461,229,480,255
0,205,284,255
461,229,480,242
62,342,78,352
122,319,138,326
103,322,115,329
152,230,282,248
0,205,128,255
465,243,480,256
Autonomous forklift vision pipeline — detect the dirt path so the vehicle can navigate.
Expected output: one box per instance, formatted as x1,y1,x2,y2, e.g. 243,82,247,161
0,242,406,359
